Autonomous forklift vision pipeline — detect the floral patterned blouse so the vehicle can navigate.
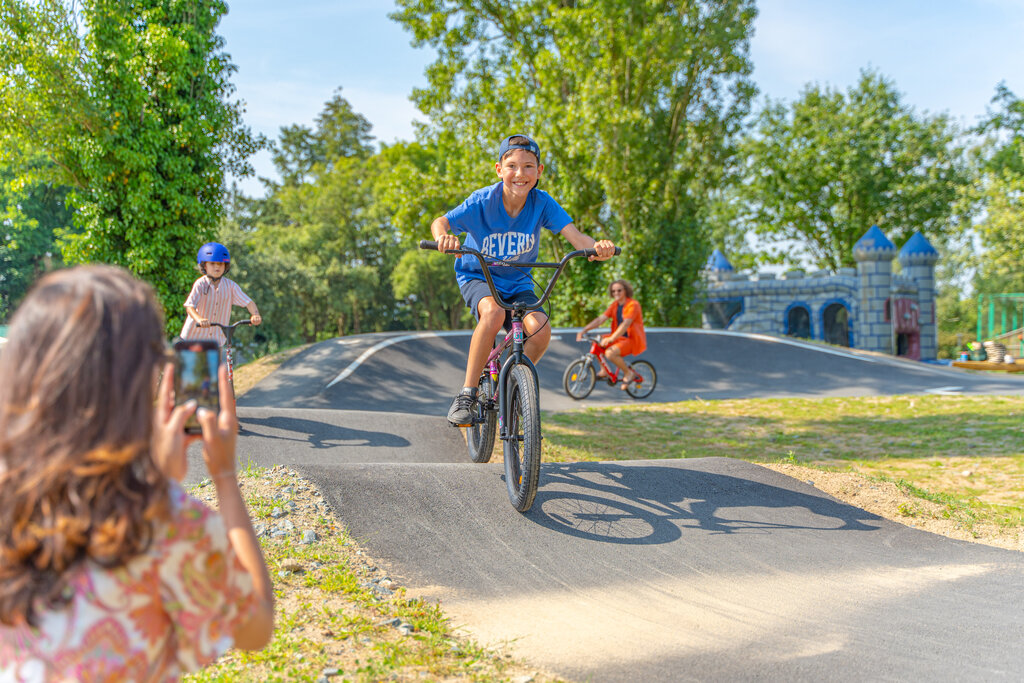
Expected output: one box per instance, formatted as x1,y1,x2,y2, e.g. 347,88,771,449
0,482,257,682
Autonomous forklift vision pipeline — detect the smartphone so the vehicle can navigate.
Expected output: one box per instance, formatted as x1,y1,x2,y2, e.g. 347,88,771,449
173,339,220,434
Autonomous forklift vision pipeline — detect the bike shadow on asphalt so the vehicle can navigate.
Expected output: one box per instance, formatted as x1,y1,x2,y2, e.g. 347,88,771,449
238,415,411,449
525,460,883,545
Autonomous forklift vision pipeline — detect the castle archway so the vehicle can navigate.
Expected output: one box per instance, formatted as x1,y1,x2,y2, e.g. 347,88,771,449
822,302,851,347
785,304,811,339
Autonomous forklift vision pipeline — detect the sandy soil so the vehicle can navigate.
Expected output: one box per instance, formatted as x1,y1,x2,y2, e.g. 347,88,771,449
761,462,1023,552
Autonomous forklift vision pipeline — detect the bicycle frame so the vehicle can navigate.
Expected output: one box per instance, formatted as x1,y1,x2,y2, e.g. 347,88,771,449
585,339,622,384
580,334,633,385
484,317,537,443
211,319,251,384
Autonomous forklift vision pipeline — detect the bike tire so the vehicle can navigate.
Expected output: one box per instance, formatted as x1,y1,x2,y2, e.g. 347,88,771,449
625,360,657,399
562,357,596,400
467,373,497,463
504,364,542,512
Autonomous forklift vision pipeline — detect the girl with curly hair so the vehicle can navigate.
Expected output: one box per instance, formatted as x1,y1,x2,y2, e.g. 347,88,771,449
0,265,273,680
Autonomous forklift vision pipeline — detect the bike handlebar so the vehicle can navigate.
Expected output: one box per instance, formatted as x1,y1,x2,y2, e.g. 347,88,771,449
418,240,621,313
211,320,252,331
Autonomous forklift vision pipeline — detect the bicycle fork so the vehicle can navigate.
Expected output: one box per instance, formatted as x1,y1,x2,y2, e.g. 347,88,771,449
497,320,541,443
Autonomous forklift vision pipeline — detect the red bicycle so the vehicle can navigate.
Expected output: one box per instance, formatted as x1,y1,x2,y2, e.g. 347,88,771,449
562,331,656,399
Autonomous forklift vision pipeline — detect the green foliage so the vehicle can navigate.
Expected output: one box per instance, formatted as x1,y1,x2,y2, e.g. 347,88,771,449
0,162,75,320
391,248,469,330
970,84,1024,294
729,70,969,271
390,0,758,326
935,285,978,359
0,0,260,332
228,91,406,347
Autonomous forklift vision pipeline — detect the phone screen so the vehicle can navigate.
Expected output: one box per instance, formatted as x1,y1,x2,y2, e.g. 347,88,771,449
174,339,220,434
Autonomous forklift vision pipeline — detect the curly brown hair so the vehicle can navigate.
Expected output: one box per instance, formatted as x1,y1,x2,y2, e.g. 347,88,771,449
0,265,170,626
608,279,634,299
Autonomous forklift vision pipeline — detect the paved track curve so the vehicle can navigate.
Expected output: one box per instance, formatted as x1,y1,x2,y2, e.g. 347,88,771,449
186,329,1024,681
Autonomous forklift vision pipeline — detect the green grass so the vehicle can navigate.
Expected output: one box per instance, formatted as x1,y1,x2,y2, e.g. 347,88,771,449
543,394,1024,529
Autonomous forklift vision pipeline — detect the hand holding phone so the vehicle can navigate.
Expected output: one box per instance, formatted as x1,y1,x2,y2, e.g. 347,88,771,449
174,339,220,434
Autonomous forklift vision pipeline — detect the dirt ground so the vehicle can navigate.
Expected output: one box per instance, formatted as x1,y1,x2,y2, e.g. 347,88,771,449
761,462,1023,552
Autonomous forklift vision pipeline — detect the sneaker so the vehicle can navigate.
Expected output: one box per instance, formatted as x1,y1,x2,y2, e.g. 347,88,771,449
447,387,478,427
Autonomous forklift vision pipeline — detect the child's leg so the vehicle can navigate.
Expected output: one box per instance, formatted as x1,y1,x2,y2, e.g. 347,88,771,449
605,343,631,374
523,310,551,364
464,296,505,388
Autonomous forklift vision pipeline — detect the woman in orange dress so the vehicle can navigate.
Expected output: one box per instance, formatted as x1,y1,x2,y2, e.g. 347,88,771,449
576,279,647,390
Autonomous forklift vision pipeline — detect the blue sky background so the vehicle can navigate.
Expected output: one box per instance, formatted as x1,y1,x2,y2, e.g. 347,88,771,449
220,1,1024,197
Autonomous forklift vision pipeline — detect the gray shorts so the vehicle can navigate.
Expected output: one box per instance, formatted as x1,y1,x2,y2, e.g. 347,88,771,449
460,278,546,330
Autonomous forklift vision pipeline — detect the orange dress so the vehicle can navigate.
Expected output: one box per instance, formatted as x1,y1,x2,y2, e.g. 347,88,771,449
602,297,646,356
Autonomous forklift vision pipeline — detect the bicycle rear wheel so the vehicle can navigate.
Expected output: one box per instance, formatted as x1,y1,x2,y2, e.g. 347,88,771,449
467,373,497,463
504,364,541,512
625,360,657,399
562,356,596,399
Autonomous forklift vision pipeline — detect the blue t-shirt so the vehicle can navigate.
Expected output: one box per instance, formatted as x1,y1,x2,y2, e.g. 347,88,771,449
445,181,572,296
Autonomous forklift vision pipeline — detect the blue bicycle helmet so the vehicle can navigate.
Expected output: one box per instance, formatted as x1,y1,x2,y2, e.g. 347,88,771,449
197,242,230,265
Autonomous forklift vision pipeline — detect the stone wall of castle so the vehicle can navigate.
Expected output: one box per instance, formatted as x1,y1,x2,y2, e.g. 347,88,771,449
703,227,938,359
704,271,860,340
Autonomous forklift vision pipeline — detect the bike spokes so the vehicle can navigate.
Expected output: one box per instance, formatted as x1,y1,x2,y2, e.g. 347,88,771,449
625,360,657,399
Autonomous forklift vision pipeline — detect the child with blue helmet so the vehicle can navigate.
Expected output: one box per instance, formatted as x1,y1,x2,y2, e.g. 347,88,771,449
431,134,615,426
180,242,261,346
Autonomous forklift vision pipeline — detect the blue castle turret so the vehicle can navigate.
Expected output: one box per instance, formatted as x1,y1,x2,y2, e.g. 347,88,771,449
899,231,939,360
853,225,897,354
705,249,734,276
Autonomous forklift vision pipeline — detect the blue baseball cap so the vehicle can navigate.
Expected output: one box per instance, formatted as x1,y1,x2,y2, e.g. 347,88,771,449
497,134,540,163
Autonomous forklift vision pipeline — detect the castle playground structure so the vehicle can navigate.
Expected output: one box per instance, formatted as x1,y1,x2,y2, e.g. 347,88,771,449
701,225,939,361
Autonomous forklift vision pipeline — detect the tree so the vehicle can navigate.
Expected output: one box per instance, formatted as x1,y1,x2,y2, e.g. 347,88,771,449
730,70,968,271
390,0,758,325
970,84,1024,294
391,248,468,330
0,161,75,320
233,92,404,344
0,0,260,330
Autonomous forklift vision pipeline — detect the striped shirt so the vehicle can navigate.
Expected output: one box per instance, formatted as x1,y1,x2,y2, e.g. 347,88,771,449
180,276,253,346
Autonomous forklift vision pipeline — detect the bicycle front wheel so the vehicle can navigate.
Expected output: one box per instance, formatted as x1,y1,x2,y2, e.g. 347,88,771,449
562,357,596,399
467,373,497,463
625,360,657,399
504,364,542,512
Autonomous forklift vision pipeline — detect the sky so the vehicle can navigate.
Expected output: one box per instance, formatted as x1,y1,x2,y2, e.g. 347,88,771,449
219,0,1024,197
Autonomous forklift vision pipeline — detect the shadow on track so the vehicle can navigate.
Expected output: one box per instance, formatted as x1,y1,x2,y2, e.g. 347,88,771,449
239,415,411,449
528,460,882,545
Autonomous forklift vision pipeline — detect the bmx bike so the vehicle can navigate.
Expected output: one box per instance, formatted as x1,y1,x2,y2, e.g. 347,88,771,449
562,331,656,399
419,239,619,512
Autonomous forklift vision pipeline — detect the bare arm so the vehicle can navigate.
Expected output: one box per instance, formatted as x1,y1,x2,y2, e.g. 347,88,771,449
197,365,274,650
603,317,634,345
245,301,262,326
576,313,610,341
560,223,615,261
431,215,460,252
185,304,210,327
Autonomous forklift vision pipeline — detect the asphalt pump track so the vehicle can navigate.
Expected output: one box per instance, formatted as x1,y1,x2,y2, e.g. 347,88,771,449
187,329,1024,681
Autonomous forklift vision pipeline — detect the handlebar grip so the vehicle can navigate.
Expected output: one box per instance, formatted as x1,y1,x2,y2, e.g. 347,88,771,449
582,246,623,257
419,240,438,250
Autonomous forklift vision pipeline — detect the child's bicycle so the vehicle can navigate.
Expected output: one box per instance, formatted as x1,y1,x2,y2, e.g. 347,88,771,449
420,239,619,512
562,331,656,400
211,319,252,395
